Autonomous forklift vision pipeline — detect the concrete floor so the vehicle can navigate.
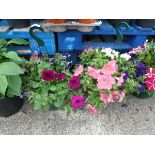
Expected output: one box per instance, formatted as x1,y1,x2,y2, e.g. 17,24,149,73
0,95,155,135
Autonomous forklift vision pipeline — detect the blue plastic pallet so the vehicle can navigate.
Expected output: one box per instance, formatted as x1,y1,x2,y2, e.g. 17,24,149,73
57,20,155,53
0,20,56,55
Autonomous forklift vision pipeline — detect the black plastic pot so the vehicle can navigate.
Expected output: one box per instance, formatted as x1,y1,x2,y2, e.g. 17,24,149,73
135,19,155,28
133,92,153,99
7,19,30,29
0,97,24,117
108,19,130,27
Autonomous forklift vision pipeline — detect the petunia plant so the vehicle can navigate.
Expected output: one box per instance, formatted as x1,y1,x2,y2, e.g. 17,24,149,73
72,47,137,113
22,52,84,114
128,40,155,96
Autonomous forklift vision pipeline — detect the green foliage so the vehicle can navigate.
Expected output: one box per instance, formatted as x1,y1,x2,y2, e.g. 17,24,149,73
77,48,136,109
22,53,76,112
0,38,28,97
136,40,155,68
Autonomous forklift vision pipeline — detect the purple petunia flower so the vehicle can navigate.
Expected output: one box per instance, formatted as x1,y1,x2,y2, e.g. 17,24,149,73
65,61,72,69
138,84,146,93
136,69,147,76
68,76,81,90
49,57,56,63
71,95,85,109
61,53,70,58
123,71,129,80
22,91,30,97
136,61,147,70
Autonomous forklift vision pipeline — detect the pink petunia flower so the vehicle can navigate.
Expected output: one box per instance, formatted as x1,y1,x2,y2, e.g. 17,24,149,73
100,93,112,104
117,73,125,86
100,60,118,75
74,65,83,76
112,91,120,100
86,66,100,79
86,104,97,113
71,95,85,109
97,75,115,90
118,89,126,102
83,46,94,52
145,76,155,91
30,51,38,61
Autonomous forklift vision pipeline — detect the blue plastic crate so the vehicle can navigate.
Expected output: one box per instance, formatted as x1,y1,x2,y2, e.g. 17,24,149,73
57,20,155,53
0,20,56,55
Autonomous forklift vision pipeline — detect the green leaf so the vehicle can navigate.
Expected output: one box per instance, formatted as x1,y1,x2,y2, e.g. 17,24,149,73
6,38,29,46
7,87,21,97
0,75,8,95
43,104,50,111
0,39,7,48
33,102,42,110
7,75,22,96
0,62,23,75
32,82,40,88
50,86,57,91
2,51,22,61
54,102,62,108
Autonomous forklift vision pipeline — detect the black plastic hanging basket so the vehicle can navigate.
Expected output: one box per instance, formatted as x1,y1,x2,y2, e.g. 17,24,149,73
0,97,24,117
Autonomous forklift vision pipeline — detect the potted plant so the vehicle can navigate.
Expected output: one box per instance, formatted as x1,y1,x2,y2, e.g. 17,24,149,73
22,52,85,115
0,38,29,117
128,41,155,98
70,47,135,113
135,19,155,28
7,19,30,29
47,19,66,24
77,19,95,24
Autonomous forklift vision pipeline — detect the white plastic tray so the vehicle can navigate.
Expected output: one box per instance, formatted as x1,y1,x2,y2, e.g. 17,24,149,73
41,20,102,32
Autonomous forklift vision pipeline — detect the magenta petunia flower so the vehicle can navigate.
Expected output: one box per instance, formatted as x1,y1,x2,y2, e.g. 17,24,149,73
55,73,66,80
145,76,155,91
68,76,81,90
71,95,85,109
145,68,155,91
41,69,55,81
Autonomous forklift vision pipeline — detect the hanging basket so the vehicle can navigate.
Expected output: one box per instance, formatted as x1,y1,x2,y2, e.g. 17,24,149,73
0,97,24,117
133,92,154,99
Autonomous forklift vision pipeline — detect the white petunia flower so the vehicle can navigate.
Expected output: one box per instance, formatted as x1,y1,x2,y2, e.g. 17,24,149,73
120,53,131,61
101,48,114,59
112,50,119,58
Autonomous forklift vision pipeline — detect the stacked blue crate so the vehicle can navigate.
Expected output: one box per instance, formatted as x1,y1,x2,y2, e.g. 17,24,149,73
0,20,56,55
57,19,155,52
